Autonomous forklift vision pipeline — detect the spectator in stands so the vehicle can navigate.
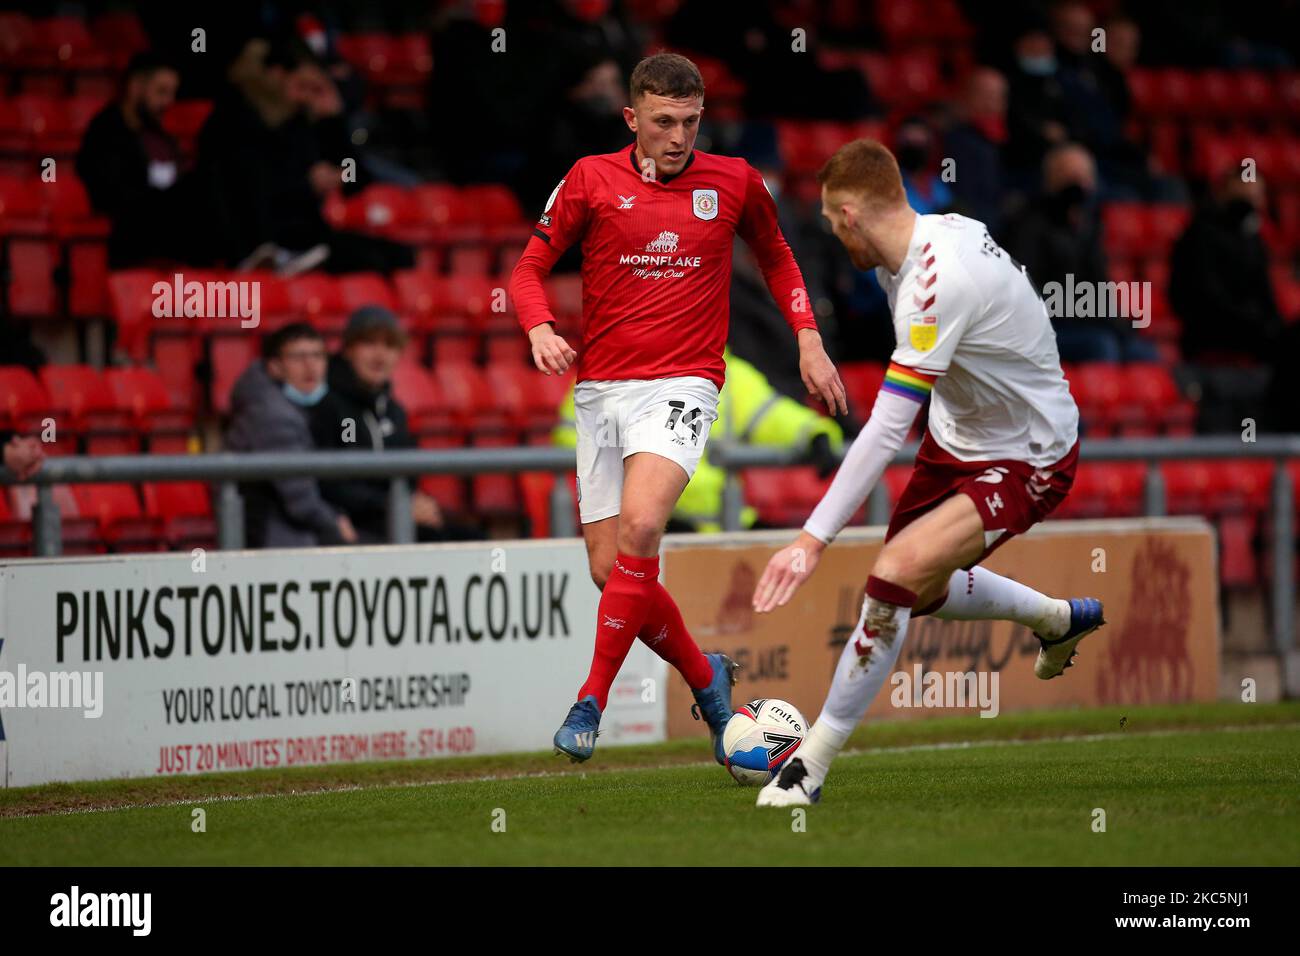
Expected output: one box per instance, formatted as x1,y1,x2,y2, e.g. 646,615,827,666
1051,6,1178,202
194,34,411,274
944,68,1009,233
895,116,954,216
310,307,479,543
1005,25,1073,185
76,52,188,268
1,432,44,481
226,323,356,548
664,0,875,120
1003,143,1156,364
1170,172,1284,432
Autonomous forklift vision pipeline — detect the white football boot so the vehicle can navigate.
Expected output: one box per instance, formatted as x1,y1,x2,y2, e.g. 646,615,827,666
756,757,822,807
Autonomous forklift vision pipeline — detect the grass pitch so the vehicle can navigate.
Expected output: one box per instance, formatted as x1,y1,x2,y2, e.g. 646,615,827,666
2,701,1297,866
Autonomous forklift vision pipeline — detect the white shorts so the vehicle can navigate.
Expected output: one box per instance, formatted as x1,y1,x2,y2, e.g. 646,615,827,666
573,376,720,524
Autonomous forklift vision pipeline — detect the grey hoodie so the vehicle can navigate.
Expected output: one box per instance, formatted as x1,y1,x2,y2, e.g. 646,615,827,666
225,361,342,548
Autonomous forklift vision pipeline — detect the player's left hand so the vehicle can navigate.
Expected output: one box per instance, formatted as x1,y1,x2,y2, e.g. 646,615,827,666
797,330,848,416
753,530,826,613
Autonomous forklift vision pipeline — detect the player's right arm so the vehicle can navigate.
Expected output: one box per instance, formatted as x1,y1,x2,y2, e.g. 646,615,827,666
508,162,590,375
752,256,976,612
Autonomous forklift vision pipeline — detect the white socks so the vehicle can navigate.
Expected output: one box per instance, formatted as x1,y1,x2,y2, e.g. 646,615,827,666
793,569,1067,791
931,567,1070,637
800,594,912,786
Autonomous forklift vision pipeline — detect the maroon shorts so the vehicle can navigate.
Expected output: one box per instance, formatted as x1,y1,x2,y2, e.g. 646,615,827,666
885,431,1080,565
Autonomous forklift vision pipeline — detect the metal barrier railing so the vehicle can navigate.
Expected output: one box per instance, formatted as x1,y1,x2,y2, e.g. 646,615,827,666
2,435,1297,654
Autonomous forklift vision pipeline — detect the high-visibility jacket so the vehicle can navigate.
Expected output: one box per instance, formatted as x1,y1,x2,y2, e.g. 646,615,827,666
553,350,843,532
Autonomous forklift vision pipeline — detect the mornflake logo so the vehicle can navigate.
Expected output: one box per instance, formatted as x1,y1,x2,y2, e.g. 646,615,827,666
644,230,679,253
50,886,151,936
619,230,702,279
0,640,104,719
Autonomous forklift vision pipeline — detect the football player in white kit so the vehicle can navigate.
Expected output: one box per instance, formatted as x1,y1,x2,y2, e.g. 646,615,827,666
751,140,1105,807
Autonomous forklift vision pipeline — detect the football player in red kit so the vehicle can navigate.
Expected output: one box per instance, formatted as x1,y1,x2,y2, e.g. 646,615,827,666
510,52,846,763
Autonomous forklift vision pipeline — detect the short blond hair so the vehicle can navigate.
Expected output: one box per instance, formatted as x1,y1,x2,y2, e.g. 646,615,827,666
817,139,907,206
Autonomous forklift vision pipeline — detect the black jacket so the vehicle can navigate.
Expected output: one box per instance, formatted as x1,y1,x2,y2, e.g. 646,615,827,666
1170,203,1281,363
75,103,186,267
309,355,414,540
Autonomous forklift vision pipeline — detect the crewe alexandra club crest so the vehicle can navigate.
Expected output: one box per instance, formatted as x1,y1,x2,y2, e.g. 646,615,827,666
692,188,718,221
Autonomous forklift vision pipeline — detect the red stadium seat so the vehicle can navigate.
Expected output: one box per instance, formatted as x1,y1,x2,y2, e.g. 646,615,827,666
1117,363,1196,436
1161,460,1216,515
91,11,148,68
7,483,102,553
210,335,260,416
286,273,347,334
1091,462,1146,517
0,174,60,317
743,466,837,528
102,367,192,452
415,436,469,516
1211,460,1274,516
1064,363,1124,436
1217,513,1258,588
461,184,529,241
391,361,454,437
544,274,583,326
776,119,888,176
337,272,399,314
882,464,913,511
435,361,511,435
323,184,425,243
393,269,479,358
0,488,32,556
393,269,442,332
0,365,53,432
46,173,111,318
108,270,164,359
428,360,519,515
0,12,36,64
486,362,570,439
39,364,136,453
837,362,886,418
141,481,215,550
71,482,163,551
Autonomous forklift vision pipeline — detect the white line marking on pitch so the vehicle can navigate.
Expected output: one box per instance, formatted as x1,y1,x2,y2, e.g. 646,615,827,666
2,722,1296,821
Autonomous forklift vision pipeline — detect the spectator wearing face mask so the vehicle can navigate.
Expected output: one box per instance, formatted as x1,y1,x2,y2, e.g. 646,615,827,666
226,323,357,548
1171,173,1288,432
1005,25,1075,185
76,52,188,268
895,116,954,216
310,307,481,543
1002,142,1157,364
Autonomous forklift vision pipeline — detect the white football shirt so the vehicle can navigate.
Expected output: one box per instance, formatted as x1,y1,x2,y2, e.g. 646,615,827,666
877,213,1079,466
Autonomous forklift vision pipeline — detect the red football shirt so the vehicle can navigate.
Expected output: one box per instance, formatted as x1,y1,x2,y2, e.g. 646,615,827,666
509,145,818,389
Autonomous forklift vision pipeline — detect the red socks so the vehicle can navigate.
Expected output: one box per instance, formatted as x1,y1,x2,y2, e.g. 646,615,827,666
639,582,713,690
577,553,715,708
579,552,660,709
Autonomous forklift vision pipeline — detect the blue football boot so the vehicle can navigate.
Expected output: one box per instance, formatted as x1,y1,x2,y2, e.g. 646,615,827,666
553,694,602,762
690,653,740,765
1035,598,1105,679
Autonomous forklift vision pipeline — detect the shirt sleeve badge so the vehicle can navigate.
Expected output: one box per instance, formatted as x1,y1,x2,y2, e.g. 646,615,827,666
909,314,938,351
